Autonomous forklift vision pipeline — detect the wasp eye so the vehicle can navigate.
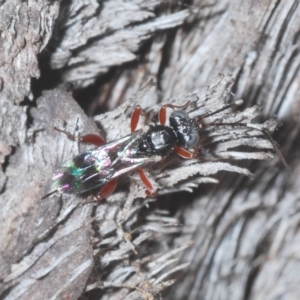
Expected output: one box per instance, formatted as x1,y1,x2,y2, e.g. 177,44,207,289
169,110,200,149
170,110,189,121
185,129,199,148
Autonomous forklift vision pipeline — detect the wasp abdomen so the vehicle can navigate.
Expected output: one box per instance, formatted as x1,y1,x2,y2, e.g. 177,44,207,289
53,152,109,194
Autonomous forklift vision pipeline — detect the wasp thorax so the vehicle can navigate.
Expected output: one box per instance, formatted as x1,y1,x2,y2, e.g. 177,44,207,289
138,125,177,156
169,110,200,148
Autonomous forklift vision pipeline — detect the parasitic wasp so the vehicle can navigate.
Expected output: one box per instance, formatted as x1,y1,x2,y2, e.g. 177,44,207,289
42,96,290,200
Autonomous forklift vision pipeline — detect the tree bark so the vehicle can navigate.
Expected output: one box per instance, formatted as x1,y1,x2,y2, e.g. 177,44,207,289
1,1,299,300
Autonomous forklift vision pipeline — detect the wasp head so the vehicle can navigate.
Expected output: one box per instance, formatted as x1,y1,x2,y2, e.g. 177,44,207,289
169,110,200,149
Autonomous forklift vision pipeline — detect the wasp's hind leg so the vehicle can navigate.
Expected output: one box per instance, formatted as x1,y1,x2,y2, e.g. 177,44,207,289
159,101,190,125
137,168,156,197
54,127,106,146
80,134,105,146
94,179,118,201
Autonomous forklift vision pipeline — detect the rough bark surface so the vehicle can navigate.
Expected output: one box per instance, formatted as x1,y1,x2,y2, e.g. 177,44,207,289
1,1,300,300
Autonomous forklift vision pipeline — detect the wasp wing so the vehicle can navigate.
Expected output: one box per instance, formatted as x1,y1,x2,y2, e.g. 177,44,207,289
53,130,145,194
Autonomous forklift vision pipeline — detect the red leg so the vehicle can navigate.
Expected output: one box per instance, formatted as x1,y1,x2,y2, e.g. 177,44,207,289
99,179,118,199
54,127,106,146
137,168,156,196
174,146,198,159
159,101,191,125
80,134,105,146
131,105,143,132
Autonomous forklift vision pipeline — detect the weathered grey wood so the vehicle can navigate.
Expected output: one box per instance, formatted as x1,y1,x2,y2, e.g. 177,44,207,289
0,90,96,299
0,0,59,195
1,0,300,300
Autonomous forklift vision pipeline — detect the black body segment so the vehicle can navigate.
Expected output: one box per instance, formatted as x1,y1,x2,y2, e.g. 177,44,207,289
169,110,200,148
137,125,177,156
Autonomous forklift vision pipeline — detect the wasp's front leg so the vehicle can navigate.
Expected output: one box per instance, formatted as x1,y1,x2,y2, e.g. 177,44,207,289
159,101,190,125
174,146,198,159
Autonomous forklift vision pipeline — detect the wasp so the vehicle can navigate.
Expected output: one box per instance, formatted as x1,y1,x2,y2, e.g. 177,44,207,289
44,100,290,200
48,101,202,199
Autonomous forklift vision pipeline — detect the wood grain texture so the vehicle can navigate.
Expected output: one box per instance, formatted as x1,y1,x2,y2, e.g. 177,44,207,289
1,0,300,299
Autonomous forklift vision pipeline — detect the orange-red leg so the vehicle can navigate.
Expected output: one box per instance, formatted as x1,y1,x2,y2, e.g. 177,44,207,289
137,168,156,196
54,127,106,146
131,105,142,132
131,105,149,132
99,179,118,199
80,134,105,146
174,146,198,159
159,101,191,125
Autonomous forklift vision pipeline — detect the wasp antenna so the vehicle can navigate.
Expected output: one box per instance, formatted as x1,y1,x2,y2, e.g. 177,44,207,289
250,126,292,175
203,121,292,175
196,100,244,122
41,189,58,200
137,79,156,98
